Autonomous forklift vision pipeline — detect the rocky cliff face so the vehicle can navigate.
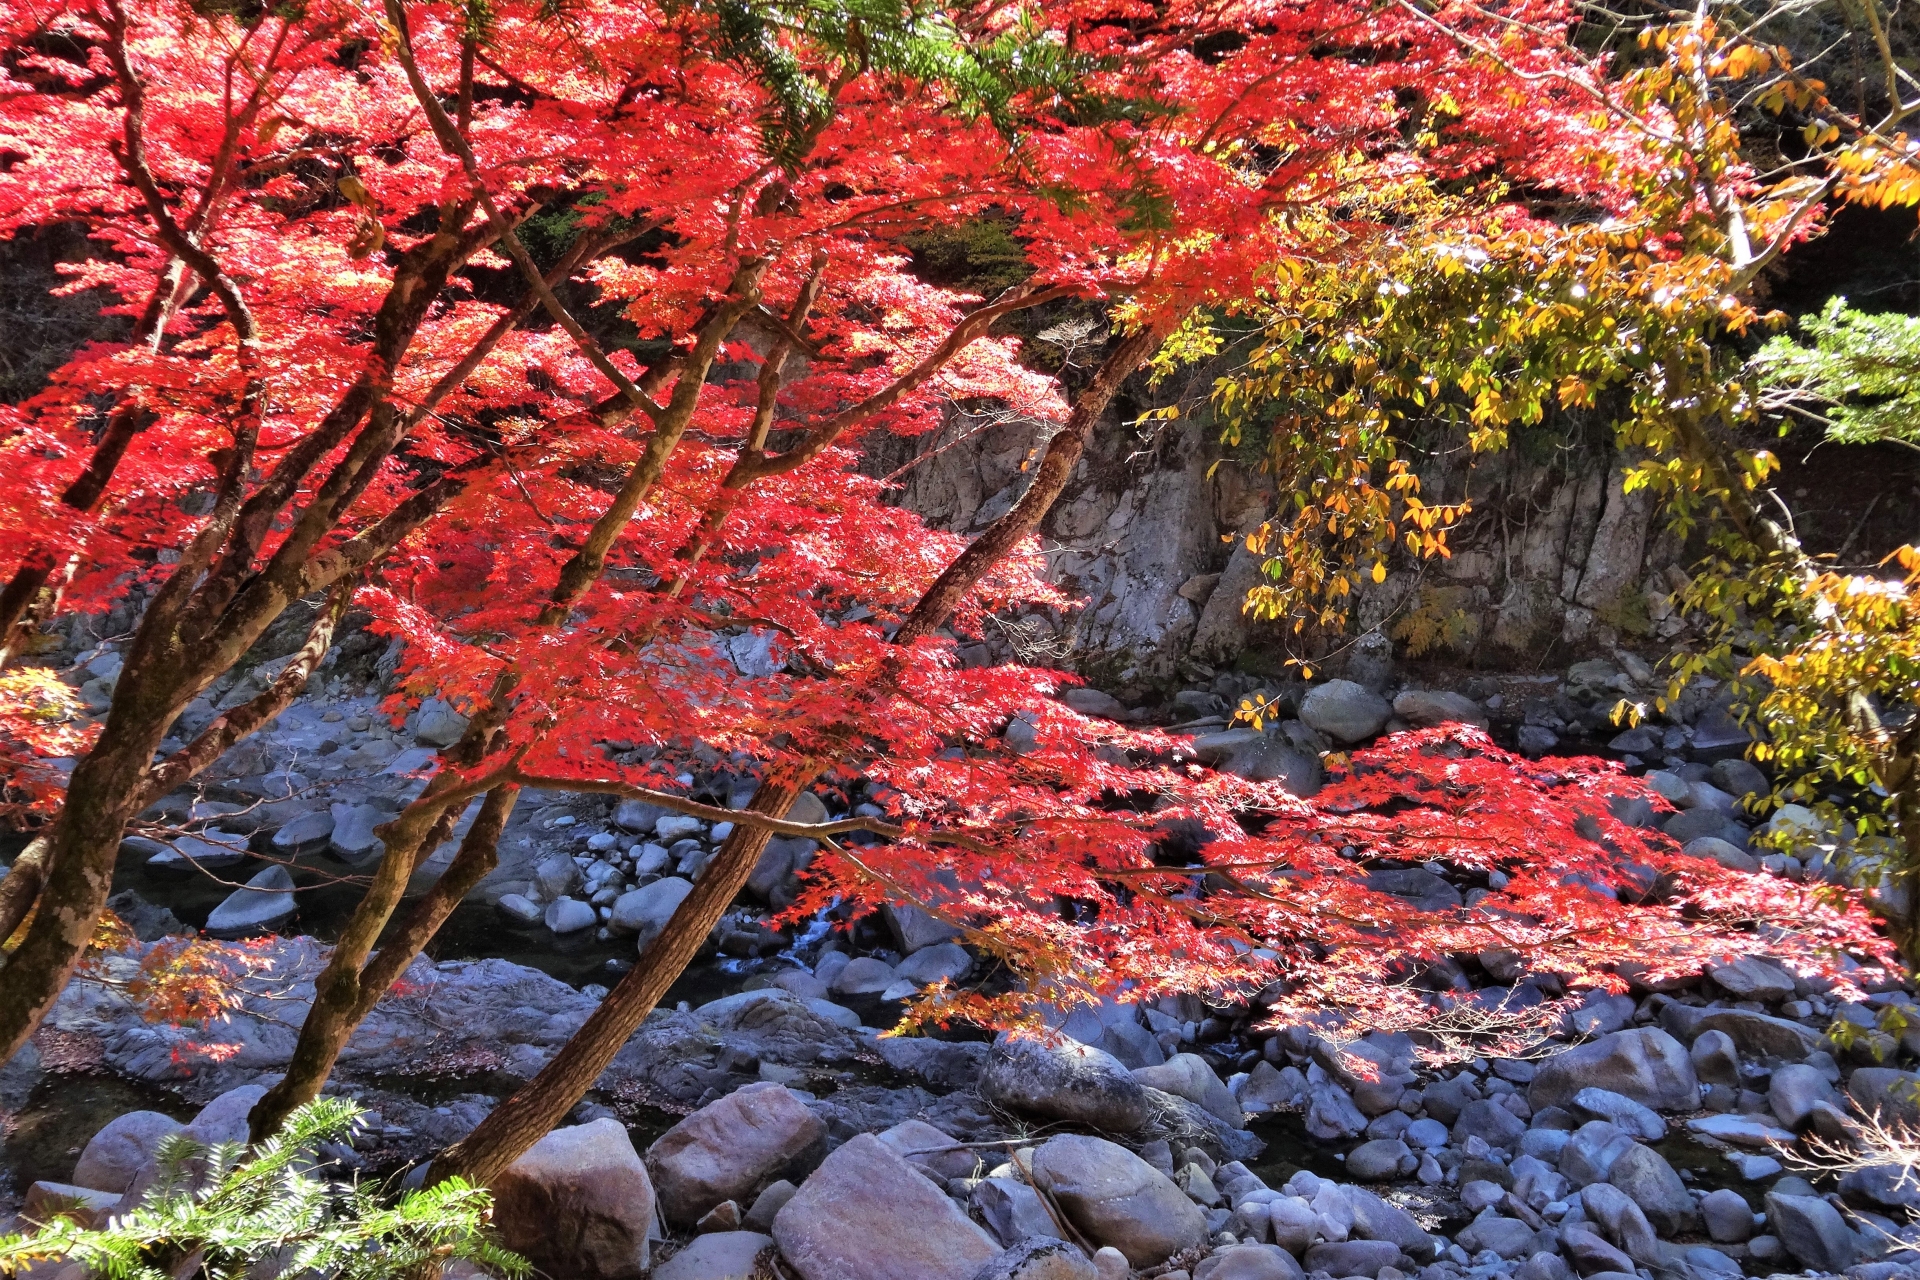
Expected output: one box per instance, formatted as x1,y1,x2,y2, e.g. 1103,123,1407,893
872,405,1271,685
873,399,1686,685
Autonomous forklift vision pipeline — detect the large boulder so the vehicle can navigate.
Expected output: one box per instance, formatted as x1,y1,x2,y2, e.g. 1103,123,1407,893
648,1082,827,1226
327,803,386,864
772,1132,1002,1280
1769,1063,1836,1129
184,1084,270,1145
1706,957,1796,1001
1194,1243,1305,1280
610,876,693,947
1131,1053,1242,1127
72,1111,185,1193
1300,681,1391,744
1690,1009,1825,1061
1579,1183,1661,1265
1684,837,1757,873
1217,731,1323,797
413,699,469,747
269,808,336,857
980,1034,1151,1132
1606,1144,1696,1237
1558,1122,1635,1189
973,1177,1066,1247
1528,1029,1697,1112
1685,1114,1795,1146
1766,1192,1859,1272
1304,1079,1367,1140
24,1181,122,1228
1345,1184,1439,1261
1840,1162,1920,1212
1392,690,1488,729
203,864,296,937
1559,1226,1635,1277
1302,1240,1404,1277
1570,1088,1664,1141
1453,1098,1527,1150
1363,868,1463,912
652,1232,773,1280
1847,1067,1920,1126
1700,1189,1754,1243
1346,1139,1416,1181
1030,1134,1206,1268
1063,688,1129,719
876,1119,977,1182
490,1118,656,1280
1457,1216,1539,1259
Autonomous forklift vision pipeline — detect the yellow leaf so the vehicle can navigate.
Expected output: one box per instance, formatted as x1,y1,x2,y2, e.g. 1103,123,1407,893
337,174,376,209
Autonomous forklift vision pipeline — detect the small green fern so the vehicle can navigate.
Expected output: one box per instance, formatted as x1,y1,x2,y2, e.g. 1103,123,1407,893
0,1098,526,1280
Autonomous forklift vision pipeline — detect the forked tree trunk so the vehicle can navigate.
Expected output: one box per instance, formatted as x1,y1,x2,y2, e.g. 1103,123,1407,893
245,783,520,1141
429,330,1163,1185
244,267,767,1144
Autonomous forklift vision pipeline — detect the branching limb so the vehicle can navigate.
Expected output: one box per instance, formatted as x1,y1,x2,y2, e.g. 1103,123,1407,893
133,579,356,810
381,0,666,423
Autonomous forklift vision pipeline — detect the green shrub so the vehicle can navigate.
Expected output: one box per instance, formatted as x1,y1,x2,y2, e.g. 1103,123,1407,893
0,1099,525,1280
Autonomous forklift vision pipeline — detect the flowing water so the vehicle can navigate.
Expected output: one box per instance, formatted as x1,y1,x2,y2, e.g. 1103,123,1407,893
0,1074,195,1202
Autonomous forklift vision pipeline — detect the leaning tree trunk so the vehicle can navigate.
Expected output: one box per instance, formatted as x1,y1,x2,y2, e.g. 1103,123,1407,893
244,782,519,1141
430,773,807,1185
244,262,767,1145
0,712,176,1064
429,328,1164,1185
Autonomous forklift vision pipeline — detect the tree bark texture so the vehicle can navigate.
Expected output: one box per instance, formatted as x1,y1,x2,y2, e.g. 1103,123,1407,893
429,773,807,1185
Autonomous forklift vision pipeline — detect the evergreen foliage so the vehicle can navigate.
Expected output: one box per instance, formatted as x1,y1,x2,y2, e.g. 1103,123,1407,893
0,1099,525,1280
1754,298,1920,450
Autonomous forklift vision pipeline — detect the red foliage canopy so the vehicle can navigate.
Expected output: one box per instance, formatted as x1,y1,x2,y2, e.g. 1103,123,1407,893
0,0,1889,1065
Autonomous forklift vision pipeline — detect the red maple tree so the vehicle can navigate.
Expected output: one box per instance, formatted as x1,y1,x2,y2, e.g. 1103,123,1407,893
0,0,1890,1178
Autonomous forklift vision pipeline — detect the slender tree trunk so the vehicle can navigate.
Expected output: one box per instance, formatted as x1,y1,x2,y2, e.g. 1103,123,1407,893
431,774,807,1186
897,328,1161,642
240,769,495,1133
244,266,766,1133
0,570,364,1067
428,326,1164,1185
246,783,519,1141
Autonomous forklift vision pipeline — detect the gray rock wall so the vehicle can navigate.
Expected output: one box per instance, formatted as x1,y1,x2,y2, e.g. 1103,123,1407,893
873,400,1686,682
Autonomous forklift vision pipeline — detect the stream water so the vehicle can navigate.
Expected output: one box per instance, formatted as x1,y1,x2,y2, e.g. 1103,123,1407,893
0,836,776,1205
106,839,765,1001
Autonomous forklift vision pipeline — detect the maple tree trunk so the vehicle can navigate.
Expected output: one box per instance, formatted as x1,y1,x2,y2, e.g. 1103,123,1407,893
246,264,768,1138
0,577,360,1065
431,773,808,1185
351,784,521,1012
0,711,174,1065
429,326,1163,1184
247,783,519,1142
